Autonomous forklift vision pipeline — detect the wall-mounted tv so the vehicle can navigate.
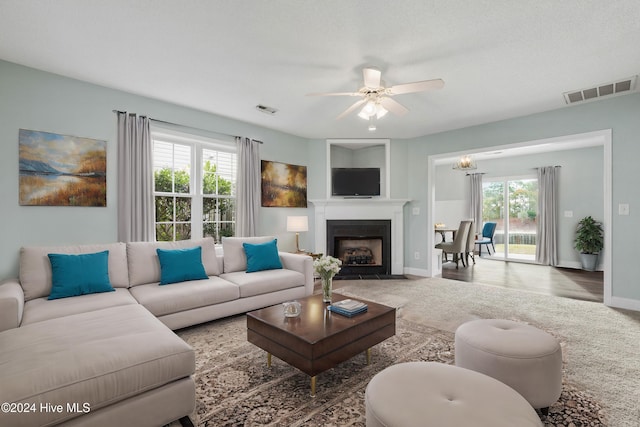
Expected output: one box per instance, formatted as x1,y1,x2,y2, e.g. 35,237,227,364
331,168,381,197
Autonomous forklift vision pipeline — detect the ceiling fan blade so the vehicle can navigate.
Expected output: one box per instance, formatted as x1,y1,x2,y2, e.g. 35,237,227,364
363,68,382,89
336,99,366,120
379,97,409,116
306,91,361,97
387,78,445,95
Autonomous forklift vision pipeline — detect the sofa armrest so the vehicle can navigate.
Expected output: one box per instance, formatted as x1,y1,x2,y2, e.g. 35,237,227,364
279,252,314,296
0,279,25,332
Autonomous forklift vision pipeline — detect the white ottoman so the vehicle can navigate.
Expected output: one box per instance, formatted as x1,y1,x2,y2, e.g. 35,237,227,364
454,319,562,413
365,362,543,427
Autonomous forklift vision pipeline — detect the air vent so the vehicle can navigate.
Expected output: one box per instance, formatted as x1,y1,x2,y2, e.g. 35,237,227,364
255,104,278,115
563,76,637,104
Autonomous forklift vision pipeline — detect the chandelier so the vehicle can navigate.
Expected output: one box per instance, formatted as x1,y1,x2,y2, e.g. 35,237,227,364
452,155,477,171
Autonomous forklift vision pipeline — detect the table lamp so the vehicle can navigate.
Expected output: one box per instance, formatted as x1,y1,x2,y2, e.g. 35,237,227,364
287,216,308,253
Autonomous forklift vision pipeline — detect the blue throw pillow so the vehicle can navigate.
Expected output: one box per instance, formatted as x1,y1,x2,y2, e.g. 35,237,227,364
47,251,114,300
243,239,283,273
156,246,209,285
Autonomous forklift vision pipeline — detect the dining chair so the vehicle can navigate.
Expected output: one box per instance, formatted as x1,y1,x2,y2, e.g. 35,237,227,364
475,222,497,256
435,220,471,268
465,221,476,266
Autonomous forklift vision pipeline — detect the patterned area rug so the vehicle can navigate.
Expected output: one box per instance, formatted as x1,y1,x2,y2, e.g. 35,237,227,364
174,312,606,426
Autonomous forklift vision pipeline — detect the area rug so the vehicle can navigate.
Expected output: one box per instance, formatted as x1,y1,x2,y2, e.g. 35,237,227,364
172,281,614,426
334,277,640,427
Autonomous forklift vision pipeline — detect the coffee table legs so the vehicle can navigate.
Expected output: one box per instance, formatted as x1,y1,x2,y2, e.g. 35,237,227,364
265,348,372,397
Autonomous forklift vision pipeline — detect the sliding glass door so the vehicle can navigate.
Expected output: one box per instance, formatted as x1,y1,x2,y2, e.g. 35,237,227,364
482,177,538,261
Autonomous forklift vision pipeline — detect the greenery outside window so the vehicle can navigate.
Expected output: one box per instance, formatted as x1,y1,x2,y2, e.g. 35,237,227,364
152,129,236,242
482,176,538,260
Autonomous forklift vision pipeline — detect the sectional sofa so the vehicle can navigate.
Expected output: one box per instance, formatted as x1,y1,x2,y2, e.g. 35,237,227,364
0,236,314,427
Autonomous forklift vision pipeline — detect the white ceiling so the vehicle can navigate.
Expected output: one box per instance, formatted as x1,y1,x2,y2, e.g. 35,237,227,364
1,1,639,140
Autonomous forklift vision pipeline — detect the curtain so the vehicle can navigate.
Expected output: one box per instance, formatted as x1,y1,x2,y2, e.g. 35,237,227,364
536,166,560,265
235,137,261,237
117,112,154,242
469,173,483,232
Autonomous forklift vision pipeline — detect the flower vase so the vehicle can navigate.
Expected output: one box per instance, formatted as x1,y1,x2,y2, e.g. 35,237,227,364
321,277,333,303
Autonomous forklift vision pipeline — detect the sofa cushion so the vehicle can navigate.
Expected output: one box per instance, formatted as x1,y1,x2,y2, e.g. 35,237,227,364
48,250,115,300
0,304,194,427
157,247,209,285
129,276,240,317
220,269,305,298
127,237,220,287
20,243,129,302
21,288,139,326
243,239,283,273
222,236,275,273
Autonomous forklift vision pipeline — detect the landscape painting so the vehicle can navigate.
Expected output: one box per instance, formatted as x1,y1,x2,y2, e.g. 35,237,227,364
261,160,307,207
19,129,107,206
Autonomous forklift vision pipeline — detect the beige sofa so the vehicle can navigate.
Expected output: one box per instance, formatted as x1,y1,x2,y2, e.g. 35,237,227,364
0,236,313,427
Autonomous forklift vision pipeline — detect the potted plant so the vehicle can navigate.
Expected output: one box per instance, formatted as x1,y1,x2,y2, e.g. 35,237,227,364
574,216,604,271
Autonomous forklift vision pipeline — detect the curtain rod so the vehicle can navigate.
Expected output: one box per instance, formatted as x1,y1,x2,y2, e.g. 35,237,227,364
533,165,561,169
112,110,263,144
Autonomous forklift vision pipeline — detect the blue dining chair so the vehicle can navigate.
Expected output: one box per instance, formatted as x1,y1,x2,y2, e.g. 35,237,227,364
475,222,497,256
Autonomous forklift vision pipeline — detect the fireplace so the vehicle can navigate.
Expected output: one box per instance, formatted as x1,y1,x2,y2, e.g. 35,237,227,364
327,220,391,277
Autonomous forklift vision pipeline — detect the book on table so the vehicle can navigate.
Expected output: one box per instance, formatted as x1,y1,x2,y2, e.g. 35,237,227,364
328,299,368,317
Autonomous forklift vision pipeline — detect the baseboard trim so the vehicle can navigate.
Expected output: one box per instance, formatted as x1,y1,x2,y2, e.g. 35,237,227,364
404,267,430,277
607,296,640,311
557,260,604,271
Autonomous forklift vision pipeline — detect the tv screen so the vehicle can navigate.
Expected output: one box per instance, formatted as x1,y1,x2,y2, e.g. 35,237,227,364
331,168,380,196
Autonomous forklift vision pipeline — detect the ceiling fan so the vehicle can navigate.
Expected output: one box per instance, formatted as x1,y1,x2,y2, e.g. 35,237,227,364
307,67,444,121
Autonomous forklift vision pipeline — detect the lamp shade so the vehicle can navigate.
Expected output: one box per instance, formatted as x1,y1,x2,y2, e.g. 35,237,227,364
287,216,308,232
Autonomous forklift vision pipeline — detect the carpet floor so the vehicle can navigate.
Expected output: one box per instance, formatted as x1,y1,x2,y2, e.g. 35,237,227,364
170,277,640,426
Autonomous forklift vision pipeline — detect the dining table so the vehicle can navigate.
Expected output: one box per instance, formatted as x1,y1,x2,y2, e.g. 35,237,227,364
435,227,458,243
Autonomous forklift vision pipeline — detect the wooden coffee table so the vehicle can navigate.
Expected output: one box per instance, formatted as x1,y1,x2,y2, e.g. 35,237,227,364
247,293,396,396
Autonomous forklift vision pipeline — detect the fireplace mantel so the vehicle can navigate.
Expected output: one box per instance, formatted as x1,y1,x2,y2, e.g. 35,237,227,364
309,198,410,275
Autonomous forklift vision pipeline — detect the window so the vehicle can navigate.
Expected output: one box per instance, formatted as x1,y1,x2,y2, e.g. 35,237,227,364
482,176,538,261
152,129,236,242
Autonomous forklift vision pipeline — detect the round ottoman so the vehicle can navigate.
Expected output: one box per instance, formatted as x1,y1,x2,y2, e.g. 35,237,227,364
454,319,562,412
365,362,542,427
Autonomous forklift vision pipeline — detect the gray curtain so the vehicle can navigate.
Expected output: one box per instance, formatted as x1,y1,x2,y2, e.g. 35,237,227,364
235,137,261,237
117,112,154,242
469,173,483,231
536,166,560,265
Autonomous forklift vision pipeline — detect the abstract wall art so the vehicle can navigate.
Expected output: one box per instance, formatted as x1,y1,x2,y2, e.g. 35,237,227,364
261,160,307,207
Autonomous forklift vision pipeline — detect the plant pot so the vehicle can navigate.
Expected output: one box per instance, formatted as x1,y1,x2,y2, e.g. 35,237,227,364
579,253,599,271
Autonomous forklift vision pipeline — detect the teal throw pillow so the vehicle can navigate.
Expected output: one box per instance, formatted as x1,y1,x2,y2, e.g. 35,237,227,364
156,246,209,285
243,239,283,273
47,251,114,300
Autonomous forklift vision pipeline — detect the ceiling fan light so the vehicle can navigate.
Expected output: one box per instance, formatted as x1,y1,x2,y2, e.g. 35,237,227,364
362,101,376,116
357,110,370,120
376,104,388,119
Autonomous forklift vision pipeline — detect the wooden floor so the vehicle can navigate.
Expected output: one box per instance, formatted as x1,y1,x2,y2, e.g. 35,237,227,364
441,255,604,302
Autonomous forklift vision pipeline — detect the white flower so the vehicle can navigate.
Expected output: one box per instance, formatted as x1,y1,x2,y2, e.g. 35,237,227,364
313,255,342,280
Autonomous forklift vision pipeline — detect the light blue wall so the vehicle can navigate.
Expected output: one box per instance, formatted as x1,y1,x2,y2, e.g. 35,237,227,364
0,60,310,279
404,93,640,302
2,59,638,306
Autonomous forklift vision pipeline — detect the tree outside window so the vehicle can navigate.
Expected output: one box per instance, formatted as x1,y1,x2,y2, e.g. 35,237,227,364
152,134,236,242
